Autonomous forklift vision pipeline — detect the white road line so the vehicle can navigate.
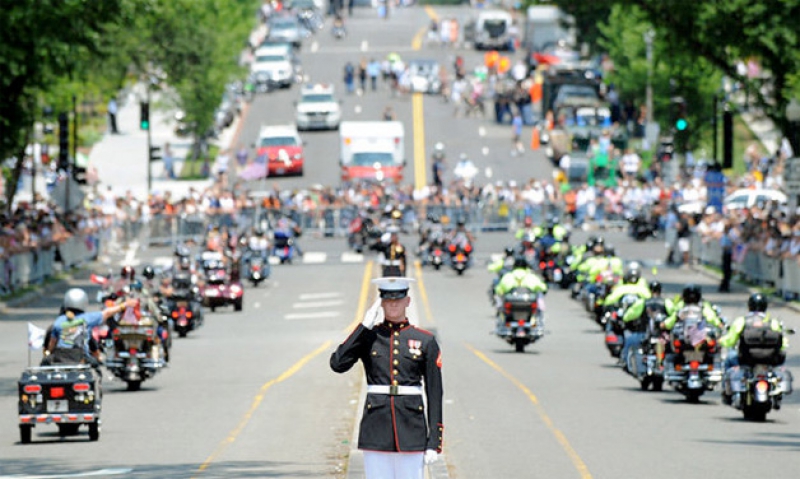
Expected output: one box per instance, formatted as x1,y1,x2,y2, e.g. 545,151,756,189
478,126,486,137
302,252,327,264
153,256,173,267
0,469,133,478
311,40,319,52
361,40,368,51
341,252,365,263
285,311,341,320
481,146,489,156
293,300,345,308
485,166,493,178
299,292,342,300
354,105,362,114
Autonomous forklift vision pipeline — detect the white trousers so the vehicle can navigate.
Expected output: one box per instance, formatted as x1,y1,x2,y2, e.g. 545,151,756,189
363,451,424,479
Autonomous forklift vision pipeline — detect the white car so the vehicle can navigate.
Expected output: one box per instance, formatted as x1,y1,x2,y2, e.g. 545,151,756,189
678,188,787,215
250,46,296,89
295,84,341,131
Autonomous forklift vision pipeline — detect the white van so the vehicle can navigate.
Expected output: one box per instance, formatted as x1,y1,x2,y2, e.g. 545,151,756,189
339,121,405,183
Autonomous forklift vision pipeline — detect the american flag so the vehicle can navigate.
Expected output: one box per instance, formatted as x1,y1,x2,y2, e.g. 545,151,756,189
685,320,708,348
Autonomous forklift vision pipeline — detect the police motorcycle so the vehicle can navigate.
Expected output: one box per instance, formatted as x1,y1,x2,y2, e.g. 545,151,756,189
426,235,447,270
664,306,723,402
588,269,620,325
273,217,302,264
348,211,380,254
495,287,545,353
243,231,271,286
104,291,168,391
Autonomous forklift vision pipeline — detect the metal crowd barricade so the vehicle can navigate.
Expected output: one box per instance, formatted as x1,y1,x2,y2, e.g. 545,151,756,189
782,259,800,298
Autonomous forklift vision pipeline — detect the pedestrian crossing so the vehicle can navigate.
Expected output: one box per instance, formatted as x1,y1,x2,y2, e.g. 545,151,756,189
285,291,345,321
126,253,369,267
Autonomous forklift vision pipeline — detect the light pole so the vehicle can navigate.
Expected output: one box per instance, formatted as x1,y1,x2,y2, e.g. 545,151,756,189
785,98,800,212
644,29,655,124
786,98,800,156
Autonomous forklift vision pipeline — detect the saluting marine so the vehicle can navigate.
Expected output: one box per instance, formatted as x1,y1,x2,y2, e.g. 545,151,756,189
331,277,443,479
371,227,407,277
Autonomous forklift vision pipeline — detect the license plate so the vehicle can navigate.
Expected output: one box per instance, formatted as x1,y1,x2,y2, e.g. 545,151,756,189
47,400,68,413
177,301,188,307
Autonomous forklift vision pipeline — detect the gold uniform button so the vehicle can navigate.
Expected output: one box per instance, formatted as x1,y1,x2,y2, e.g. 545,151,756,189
418,406,424,411
392,380,398,386
394,340,400,346
372,351,377,356
394,332,399,337
393,349,399,354
393,369,399,375
393,359,399,365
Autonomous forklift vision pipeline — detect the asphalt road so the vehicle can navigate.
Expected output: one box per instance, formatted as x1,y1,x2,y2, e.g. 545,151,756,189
2,5,800,479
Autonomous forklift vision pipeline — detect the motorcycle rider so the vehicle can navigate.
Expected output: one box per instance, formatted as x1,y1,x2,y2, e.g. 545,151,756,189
418,213,445,264
603,265,652,369
583,245,623,301
660,285,723,374
113,265,137,293
514,216,543,241
274,215,304,257
141,265,157,296
45,288,137,365
447,218,475,248
621,280,673,372
119,281,171,363
488,246,517,275
719,293,791,406
494,256,548,331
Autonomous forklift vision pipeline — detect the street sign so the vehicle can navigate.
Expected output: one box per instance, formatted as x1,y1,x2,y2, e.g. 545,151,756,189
705,169,726,212
784,157,800,194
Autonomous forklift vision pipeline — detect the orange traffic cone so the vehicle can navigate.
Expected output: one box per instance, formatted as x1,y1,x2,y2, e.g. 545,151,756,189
530,126,540,151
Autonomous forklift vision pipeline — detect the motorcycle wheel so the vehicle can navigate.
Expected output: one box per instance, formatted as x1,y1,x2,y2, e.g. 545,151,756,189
456,268,464,276
19,425,32,444
434,263,441,271
685,390,703,403
651,378,664,392
640,377,652,391
743,404,768,422
178,329,187,338
211,305,217,313
514,338,526,353
88,421,100,441
234,299,243,312
127,380,142,392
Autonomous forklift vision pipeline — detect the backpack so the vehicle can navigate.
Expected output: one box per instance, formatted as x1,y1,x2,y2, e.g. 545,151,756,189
739,313,783,365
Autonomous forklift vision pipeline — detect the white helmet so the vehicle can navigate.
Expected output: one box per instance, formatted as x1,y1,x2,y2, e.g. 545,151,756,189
63,288,89,312
434,142,445,151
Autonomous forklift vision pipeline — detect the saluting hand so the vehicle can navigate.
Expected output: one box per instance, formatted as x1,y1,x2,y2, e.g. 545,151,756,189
361,298,384,330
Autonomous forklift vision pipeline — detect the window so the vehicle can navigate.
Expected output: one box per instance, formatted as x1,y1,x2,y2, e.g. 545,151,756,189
260,136,299,147
352,152,394,166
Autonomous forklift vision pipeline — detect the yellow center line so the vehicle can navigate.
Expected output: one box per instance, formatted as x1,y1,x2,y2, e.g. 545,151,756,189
424,5,439,22
465,344,593,479
344,260,376,333
194,340,332,475
412,260,434,325
412,93,427,190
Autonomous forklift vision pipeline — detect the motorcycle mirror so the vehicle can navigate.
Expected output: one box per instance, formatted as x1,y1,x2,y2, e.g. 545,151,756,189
787,328,796,335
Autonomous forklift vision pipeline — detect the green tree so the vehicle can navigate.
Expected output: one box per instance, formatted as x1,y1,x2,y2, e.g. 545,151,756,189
0,0,127,211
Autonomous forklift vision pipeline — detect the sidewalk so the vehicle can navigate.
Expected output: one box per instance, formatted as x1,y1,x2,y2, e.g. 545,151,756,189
88,88,243,200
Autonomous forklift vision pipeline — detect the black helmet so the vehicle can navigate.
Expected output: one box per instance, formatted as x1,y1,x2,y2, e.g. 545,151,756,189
120,265,135,280
623,267,641,285
605,245,615,256
747,293,768,313
142,265,155,280
513,256,529,269
682,284,702,304
179,257,191,270
504,246,515,257
174,243,190,258
648,280,662,294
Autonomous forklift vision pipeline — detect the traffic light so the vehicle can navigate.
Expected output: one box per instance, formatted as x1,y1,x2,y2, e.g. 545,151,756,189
58,113,69,171
140,102,150,130
149,145,162,162
675,118,688,131
674,100,688,132
722,109,733,169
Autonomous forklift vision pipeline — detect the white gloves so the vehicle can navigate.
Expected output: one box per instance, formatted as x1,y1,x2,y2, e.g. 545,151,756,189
361,298,384,330
424,449,439,465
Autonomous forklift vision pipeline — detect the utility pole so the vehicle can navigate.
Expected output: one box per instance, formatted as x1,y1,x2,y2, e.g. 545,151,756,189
712,94,718,162
146,85,152,193
644,29,655,124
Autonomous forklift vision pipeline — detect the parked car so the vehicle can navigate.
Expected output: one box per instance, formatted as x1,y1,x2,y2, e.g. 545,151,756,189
251,45,298,89
267,14,306,48
678,188,787,215
295,83,342,131
255,125,305,177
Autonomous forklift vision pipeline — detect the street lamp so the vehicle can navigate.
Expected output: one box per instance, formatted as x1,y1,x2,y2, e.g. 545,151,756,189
786,98,800,156
644,29,655,124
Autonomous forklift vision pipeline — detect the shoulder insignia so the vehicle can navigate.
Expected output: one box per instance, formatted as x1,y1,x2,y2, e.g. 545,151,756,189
412,325,434,336
395,245,404,253
436,350,442,368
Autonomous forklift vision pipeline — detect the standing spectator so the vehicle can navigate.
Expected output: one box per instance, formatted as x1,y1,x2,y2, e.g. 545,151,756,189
358,58,367,93
719,221,734,292
343,61,355,94
163,142,175,179
382,105,395,121
511,111,524,156
440,17,451,47
215,148,230,181
367,58,381,91
107,97,119,134
236,144,249,167
620,147,641,183
449,17,459,48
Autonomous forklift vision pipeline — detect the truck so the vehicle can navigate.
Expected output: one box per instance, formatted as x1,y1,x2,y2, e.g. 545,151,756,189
339,121,405,184
523,6,576,69
464,9,514,51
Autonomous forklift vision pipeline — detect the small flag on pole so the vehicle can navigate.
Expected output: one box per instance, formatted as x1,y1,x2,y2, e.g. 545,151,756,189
28,323,46,350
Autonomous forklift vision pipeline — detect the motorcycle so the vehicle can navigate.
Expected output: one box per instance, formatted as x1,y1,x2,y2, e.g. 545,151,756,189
247,254,270,286
726,365,792,421
495,287,544,352
447,242,472,276
537,254,564,286
105,316,167,391
332,24,347,40
169,293,202,338
627,208,659,241
273,230,296,264
428,239,446,271
627,312,668,391
664,309,723,402
347,216,380,254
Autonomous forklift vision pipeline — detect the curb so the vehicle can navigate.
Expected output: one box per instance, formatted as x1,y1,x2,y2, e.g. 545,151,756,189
690,264,800,315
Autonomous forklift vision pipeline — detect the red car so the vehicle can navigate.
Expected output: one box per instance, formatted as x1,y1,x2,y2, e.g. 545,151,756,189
255,125,304,177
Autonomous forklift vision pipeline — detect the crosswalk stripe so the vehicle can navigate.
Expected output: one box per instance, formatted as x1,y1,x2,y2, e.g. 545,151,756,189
285,311,341,320
341,252,365,263
301,252,327,264
299,292,342,300
293,300,345,308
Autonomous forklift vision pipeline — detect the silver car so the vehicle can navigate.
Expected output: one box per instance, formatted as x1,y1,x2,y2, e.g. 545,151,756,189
267,15,306,49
